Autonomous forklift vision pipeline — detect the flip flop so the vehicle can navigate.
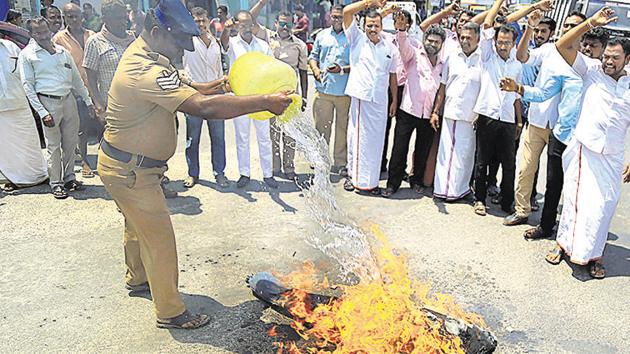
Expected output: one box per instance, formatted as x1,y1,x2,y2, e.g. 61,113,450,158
156,310,210,330
589,262,606,279
473,202,486,216
52,185,68,199
524,226,549,239
545,247,563,265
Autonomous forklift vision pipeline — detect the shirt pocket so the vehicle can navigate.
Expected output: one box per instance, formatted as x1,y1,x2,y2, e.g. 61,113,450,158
467,66,481,83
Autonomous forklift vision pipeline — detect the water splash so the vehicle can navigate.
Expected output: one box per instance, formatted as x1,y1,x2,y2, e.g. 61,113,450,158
275,112,378,282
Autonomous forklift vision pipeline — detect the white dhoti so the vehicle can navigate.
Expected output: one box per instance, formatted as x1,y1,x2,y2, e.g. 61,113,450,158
556,141,623,265
233,115,273,178
433,118,475,200
346,97,387,190
0,107,48,186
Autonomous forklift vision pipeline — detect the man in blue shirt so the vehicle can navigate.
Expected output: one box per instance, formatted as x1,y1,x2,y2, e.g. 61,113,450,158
500,27,609,239
309,4,351,176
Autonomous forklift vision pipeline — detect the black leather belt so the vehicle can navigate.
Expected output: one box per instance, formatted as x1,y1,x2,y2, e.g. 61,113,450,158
37,93,64,100
100,140,167,168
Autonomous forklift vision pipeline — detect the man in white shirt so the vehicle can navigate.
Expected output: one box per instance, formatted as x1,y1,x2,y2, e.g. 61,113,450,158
18,17,95,199
220,10,278,189
0,39,48,191
544,7,630,279
430,22,482,201
182,7,229,189
342,0,400,195
471,0,523,216
504,10,586,226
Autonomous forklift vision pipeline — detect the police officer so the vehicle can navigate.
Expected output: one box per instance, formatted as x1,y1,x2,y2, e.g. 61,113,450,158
97,0,291,329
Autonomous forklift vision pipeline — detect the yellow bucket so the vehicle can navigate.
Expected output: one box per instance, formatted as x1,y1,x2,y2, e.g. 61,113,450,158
228,52,302,123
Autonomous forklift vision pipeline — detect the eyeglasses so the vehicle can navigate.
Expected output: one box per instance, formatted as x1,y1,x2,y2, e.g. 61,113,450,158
278,21,293,28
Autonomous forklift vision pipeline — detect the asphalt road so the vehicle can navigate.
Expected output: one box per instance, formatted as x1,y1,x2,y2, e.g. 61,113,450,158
1,80,629,353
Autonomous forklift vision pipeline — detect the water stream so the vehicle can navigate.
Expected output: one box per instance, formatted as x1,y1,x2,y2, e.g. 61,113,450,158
276,112,379,283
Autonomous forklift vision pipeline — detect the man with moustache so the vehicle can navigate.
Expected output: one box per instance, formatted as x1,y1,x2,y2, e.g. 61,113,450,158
45,5,63,35
540,7,629,279
471,0,523,216
502,27,609,241
342,0,400,195
381,23,444,197
97,0,291,327
504,10,586,226
430,22,482,201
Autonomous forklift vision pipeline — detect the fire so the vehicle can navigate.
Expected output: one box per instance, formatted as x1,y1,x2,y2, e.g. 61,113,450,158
269,224,486,353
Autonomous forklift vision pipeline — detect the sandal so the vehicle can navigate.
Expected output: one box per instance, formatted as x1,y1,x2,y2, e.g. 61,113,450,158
156,310,210,329
64,180,84,192
589,261,606,279
52,185,68,199
343,178,354,192
473,201,486,216
545,246,564,265
524,226,549,240
82,168,95,178
411,183,424,194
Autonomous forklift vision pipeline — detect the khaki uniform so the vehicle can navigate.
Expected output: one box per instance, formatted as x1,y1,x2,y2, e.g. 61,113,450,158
265,30,308,174
97,35,197,319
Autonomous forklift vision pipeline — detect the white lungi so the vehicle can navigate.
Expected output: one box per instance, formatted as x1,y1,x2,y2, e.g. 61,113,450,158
0,107,48,186
556,140,623,264
433,118,475,200
347,97,387,190
233,115,273,178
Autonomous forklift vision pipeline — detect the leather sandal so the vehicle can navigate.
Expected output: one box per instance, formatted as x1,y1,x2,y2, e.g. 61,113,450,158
156,310,210,330
545,246,564,265
589,261,606,279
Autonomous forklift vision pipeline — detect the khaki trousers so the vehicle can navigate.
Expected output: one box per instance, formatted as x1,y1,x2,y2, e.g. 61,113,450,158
312,91,351,168
39,94,79,188
270,117,295,173
97,151,185,319
515,124,550,216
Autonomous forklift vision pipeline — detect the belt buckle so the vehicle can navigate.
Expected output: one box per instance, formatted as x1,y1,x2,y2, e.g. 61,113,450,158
135,155,145,168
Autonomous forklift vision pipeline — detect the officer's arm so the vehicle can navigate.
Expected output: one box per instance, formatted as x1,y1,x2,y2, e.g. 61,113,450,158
187,77,228,95
178,92,291,120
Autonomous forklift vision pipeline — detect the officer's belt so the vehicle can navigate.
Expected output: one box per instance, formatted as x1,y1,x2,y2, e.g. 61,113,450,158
101,140,167,168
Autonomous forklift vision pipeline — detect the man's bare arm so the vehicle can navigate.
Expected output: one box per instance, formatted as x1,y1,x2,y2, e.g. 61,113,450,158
556,7,617,66
505,0,554,24
484,0,503,29
420,3,460,32
344,0,385,29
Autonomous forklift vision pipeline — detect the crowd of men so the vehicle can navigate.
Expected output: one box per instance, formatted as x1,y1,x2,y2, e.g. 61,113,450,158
1,0,630,328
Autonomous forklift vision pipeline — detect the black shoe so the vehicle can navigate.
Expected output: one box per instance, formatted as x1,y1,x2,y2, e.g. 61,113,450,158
236,175,250,188
343,178,354,191
503,212,529,226
381,187,395,198
285,172,297,181
64,180,84,192
215,174,229,188
263,177,279,189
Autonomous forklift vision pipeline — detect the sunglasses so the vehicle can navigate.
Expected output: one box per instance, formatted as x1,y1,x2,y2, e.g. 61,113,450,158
278,21,294,28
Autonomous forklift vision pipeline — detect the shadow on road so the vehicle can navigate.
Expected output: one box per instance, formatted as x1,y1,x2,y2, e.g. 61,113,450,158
167,293,297,353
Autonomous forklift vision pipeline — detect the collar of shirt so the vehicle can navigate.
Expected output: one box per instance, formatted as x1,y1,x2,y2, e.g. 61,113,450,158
29,38,64,54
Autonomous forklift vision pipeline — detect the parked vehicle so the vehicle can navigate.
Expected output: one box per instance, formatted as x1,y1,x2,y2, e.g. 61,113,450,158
0,21,30,48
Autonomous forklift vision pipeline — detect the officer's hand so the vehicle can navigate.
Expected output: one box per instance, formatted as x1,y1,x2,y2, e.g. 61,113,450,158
430,112,440,131
266,91,294,115
42,114,55,127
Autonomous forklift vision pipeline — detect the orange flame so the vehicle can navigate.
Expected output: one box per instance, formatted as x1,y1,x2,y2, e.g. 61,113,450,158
272,225,486,353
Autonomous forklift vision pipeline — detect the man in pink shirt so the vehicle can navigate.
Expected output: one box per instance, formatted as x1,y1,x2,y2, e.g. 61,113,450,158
293,4,309,42
382,24,446,197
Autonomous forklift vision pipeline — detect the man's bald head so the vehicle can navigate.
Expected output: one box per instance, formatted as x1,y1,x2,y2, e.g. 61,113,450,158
62,2,83,30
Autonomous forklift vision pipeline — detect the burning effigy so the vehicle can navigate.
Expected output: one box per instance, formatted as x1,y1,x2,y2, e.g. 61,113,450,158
247,226,497,354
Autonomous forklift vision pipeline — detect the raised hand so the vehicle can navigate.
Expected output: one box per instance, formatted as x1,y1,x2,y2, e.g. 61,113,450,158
447,1,461,15
528,9,543,27
368,0,387,8
534,0,555,12
590,6,618,27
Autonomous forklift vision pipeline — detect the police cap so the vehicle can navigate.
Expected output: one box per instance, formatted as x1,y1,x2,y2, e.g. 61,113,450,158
154,0,200,51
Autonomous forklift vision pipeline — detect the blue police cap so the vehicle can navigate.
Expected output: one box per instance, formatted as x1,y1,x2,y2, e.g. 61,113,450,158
154,0,200,51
